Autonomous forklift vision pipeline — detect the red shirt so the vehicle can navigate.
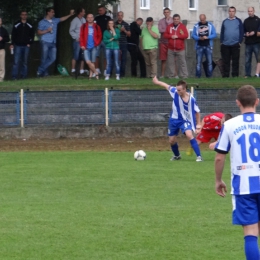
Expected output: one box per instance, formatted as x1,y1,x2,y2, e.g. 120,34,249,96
163,22,188,51
202,112,224,130
79,22,102,48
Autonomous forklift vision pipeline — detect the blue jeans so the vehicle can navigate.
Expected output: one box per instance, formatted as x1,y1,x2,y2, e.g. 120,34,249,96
196,45,213,78
119,43,127,77
37,41,57,76
72,40,81,60
105,49,120,75
245,43,259,77
12,45,30,79
96,41,106,57
84,47,97,63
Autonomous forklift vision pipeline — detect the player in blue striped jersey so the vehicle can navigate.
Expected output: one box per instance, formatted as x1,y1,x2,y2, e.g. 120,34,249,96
153,76,202,161
215,85,260,260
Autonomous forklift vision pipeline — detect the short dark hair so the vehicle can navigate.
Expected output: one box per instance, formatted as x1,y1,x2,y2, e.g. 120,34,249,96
229,6,236,12
164,8,170,12
236,85,258,107
173,14,180,19
45,7,54,15
98,5,106,10
176,80,187,89
20,10,27,14
224,114,232,121
136,17,143,22
76,7,84,15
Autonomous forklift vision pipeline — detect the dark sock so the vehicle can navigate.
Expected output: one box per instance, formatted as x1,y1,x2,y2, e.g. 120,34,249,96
171,143,180,156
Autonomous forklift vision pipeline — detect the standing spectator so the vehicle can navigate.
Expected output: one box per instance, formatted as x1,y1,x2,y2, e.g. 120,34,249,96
243,7,260,78
153,76,202,162
37,7,74,77
220,6,243,78
103,20,120,80
80,14,102,79
214,85,260,260
255,27,260,77
10,10,34,80
115,11,130,78
0,17,10,82
127,18,146,78
164,14,189,79
69,7,86,76
192,14,217,78
140,17,159,78
94,5,111,76
158,8,173,78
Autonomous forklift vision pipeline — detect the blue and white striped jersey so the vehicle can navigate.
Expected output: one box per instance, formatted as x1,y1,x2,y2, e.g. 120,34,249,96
168,86,200,131
215,113,260,195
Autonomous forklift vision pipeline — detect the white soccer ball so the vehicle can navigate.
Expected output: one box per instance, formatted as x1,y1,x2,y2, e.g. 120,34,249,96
134,150,146,160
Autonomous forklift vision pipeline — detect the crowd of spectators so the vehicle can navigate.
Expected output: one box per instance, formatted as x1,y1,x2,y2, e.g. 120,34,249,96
0,5,260,81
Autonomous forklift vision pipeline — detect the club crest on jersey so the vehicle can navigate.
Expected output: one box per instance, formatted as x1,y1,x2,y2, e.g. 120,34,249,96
244,114,254,122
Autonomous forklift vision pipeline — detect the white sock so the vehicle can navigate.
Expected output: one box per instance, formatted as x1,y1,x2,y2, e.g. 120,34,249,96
80,70,84,74
71,69,76,72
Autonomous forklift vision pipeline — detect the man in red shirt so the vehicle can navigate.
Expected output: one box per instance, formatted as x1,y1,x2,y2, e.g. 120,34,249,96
80,14,102,79
187,112,232,155
197,112,232,147
164,14,188,78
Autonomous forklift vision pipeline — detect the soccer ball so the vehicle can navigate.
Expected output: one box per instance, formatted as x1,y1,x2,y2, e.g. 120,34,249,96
134,150,146,160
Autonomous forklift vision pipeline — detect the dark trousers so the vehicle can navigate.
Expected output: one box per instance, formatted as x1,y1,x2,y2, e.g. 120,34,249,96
119,43,127,77
221,43,240,77
127,44,146,77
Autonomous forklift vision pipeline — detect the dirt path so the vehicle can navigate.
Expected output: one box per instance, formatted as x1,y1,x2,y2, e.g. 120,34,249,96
0,137,210,152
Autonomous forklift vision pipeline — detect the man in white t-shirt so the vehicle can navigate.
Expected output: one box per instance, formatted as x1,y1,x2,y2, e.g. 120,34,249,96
214,85,260,260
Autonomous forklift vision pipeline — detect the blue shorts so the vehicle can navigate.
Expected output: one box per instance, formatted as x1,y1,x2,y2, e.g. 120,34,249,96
72,40,81,60
232,193,260,225
96,41,106,57
168,119,193,136
84,47,97,63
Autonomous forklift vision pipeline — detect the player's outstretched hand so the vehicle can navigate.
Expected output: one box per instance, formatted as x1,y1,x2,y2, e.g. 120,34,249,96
215,180,227,197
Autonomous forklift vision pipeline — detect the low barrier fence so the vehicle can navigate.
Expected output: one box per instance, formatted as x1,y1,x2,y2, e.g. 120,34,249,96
0,88,258,127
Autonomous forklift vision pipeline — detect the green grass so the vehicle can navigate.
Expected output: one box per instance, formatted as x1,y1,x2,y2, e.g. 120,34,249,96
0,75,260,91
0,150,244,259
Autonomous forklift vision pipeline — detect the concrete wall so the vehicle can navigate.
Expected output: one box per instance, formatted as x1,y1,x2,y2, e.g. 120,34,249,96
114,0,260,33
0,125,168,139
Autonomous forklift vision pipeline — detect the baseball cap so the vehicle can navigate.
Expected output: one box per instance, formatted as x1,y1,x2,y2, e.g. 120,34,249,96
146,17,153,22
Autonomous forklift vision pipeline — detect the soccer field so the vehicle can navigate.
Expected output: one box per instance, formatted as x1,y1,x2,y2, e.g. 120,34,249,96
0,151,243,259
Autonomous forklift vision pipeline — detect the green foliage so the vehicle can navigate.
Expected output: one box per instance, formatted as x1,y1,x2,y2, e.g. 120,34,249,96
0,0,51,26
0,150,243,259
0,0,119,26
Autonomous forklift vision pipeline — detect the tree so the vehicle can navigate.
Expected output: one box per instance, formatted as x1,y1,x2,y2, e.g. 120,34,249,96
54,0,118,72
0,0,118,73
0,0,50,26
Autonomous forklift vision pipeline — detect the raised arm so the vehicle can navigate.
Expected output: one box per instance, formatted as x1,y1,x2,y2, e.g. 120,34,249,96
60,10,74,22
152,76,170,90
